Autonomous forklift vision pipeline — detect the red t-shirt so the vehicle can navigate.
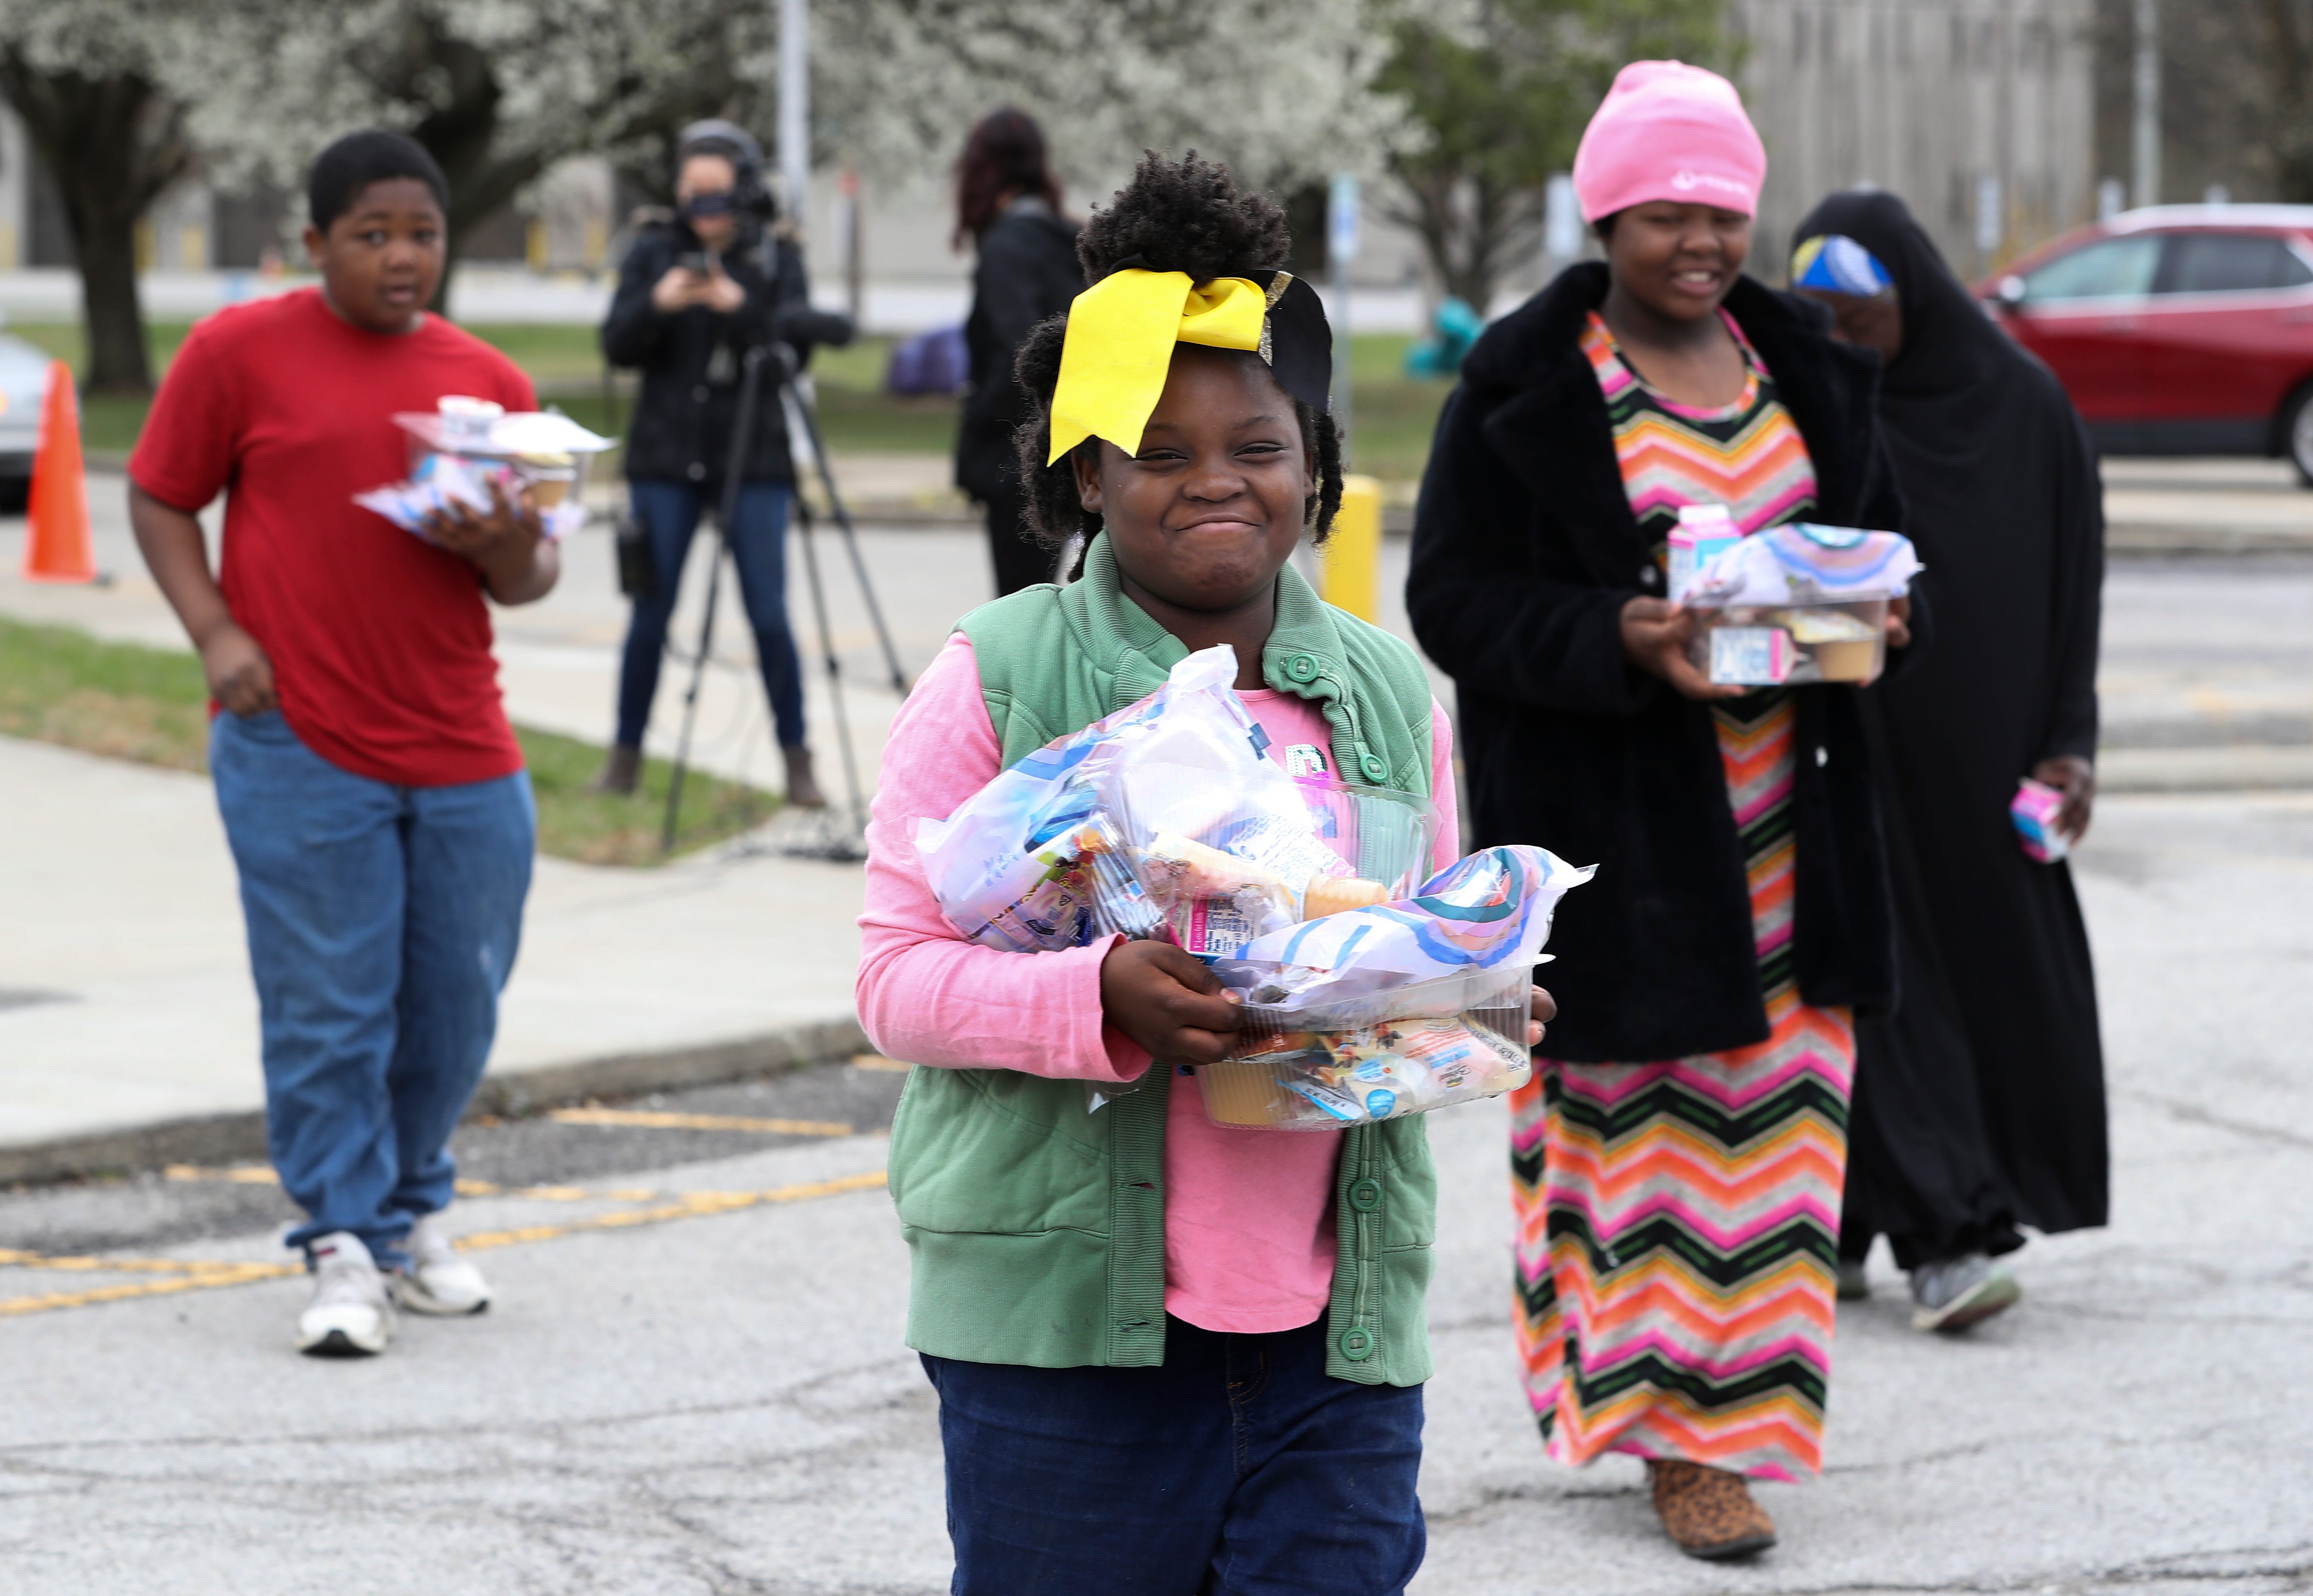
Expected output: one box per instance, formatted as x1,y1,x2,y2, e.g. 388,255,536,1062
129,287,536,787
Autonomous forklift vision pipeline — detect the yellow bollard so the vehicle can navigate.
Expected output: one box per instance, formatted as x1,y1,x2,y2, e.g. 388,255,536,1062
1322,474,1383,623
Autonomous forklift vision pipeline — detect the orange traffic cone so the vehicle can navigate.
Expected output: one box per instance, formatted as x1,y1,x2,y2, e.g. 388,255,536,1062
23,359,94,583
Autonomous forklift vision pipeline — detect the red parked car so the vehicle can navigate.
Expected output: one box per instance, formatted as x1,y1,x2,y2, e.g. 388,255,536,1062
1978,205,2313,481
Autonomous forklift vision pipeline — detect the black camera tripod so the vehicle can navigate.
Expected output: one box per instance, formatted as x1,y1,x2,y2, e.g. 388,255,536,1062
660,341,908,859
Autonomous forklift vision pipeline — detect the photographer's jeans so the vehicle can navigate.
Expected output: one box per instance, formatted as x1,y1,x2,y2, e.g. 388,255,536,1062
210,709,533,1268
617,478,807,749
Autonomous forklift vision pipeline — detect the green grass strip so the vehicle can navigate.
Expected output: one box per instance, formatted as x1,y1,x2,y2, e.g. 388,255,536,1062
0,614,775,866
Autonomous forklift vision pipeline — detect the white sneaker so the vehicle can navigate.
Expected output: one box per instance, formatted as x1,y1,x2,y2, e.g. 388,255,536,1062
296,1232,394,1356
393,1213,491,1316
1909,1252,2021,1333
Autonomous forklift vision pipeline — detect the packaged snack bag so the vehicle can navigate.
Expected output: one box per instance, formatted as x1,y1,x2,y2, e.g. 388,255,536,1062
913,646,1437,959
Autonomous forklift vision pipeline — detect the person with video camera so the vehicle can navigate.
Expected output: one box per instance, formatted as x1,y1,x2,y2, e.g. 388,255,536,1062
594,119,853,806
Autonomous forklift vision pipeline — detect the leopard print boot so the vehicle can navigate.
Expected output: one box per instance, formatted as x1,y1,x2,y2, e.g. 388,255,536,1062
1646,1458,1777,1559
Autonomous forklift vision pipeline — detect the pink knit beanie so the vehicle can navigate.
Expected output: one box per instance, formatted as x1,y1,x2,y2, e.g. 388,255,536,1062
1571,61,1766,223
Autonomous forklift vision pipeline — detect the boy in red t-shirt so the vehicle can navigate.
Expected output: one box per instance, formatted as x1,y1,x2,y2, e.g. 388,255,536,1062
129,131,558,1358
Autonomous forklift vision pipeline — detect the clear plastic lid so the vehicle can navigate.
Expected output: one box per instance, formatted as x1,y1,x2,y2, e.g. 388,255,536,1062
391,396,614,458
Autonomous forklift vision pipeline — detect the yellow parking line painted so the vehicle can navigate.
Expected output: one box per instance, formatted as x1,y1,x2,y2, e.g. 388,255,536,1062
452,1171,887,1252
0,1263,301,1317
851,1053,912,1072
546,1107,854,1137
163,1164,280,1185
0,1249,274,1277
153,1167,666,1205
0,1170,886,1320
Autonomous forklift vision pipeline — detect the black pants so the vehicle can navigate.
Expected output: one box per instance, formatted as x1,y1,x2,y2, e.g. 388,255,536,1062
983,477,1057,597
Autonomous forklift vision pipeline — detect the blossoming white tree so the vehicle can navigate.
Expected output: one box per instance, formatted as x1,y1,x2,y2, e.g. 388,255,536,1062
185,0,1410,258
0,0,198,394
1,0,1411,387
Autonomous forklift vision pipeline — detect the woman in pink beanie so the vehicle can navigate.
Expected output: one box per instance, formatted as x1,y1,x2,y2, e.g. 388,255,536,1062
1408,60,1920,1561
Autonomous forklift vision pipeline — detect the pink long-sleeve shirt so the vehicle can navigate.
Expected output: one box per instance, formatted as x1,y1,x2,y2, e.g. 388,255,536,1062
857,632,1457,1334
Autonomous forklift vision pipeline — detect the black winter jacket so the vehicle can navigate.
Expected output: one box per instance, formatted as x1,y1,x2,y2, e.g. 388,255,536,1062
600,217,852,487
1408,263,1920,1062
955,198,1082,502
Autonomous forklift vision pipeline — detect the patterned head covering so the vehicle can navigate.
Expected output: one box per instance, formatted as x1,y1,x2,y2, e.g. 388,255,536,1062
1791,233,1895,297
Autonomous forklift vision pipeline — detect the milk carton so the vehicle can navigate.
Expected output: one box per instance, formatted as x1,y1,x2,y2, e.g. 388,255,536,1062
1667,503,1745,602
2010,777,2071,862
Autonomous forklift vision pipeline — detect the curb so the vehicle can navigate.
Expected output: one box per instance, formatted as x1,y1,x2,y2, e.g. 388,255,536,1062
0,1015,868,1186
2106,524,2313,557
2098,745,2313,794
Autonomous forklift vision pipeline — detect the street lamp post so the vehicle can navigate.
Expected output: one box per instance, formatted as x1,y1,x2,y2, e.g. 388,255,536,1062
1327,172,1359,461
2131,0,2161,209
779,0,811,226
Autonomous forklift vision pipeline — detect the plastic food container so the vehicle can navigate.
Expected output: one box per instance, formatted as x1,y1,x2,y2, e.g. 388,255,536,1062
1688,595,1889,687
1198,963,1535,1131
1674,520,1922,689
353,396,614,544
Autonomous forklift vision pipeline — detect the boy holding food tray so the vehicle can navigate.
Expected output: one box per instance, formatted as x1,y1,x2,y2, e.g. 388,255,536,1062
127,129,554,1359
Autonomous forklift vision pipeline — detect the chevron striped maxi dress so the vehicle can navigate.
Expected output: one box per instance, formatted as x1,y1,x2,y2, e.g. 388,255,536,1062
1510,310,1855,1483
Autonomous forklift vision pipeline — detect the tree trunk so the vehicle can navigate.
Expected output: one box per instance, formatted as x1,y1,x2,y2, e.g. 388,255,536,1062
1384,164,1537,314
0,55,191,396
2259,0,2313,201
368,13,548,314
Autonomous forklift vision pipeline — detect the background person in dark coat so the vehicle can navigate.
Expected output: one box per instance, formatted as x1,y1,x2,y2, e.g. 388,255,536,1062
1790,190,2107,1333
594,120,852,804
952,108,1081,596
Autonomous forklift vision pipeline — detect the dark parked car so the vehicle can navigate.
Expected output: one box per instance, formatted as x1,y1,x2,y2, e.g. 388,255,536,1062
0,323,48,511
1979,205,2313,481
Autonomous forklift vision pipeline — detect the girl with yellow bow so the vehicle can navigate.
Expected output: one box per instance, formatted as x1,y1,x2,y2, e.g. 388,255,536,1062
856,151,1554,1594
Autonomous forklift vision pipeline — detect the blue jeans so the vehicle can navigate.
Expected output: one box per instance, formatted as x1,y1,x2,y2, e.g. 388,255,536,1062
210,710,534,1267
616,478,807,749
922,1316,1425,1596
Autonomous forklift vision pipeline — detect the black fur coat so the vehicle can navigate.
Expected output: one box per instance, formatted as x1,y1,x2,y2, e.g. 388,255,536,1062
1408,262,1920,1062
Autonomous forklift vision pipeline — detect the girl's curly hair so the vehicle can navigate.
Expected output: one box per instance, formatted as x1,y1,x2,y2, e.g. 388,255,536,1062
1007,150,1345,551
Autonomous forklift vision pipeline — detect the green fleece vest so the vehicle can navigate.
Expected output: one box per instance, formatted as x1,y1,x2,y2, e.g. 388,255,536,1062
886,534,1442,1385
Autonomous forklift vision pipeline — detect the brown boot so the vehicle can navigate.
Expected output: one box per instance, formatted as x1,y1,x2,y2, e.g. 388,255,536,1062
781,743,827,809
588,744,642,796
1647,1459,1776,1560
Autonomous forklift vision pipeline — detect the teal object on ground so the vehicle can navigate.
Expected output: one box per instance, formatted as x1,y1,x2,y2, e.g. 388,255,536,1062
1404,298,1485,378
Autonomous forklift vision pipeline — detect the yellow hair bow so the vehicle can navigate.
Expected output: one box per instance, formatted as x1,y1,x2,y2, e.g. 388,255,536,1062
1046,270,1279,464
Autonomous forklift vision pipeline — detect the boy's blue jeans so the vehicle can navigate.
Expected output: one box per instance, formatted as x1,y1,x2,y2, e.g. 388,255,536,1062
210,709,533,1268
921,1315,1425,1596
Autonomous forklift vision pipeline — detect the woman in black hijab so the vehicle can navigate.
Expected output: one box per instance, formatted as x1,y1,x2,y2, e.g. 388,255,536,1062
1788,190,2107,1332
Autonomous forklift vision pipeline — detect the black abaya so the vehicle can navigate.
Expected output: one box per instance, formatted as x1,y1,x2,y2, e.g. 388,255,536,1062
1792,192,2109,1269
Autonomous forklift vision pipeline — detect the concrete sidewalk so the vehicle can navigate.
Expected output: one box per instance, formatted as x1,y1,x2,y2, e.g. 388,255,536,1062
0,735,867,1180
